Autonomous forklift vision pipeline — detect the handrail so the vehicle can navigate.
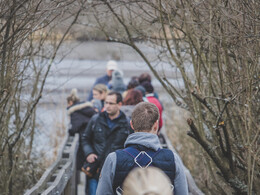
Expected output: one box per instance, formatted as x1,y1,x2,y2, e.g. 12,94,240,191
24,134,79,195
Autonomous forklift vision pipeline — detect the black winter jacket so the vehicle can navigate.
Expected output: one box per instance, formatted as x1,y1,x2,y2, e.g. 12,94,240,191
67,101,96,170
81,111,132,177
67,101,96,136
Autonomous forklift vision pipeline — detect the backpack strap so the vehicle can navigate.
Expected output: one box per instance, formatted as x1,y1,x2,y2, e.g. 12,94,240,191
123,147,161,168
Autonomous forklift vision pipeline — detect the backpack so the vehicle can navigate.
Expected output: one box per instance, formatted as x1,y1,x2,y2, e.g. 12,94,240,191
115,147,174,195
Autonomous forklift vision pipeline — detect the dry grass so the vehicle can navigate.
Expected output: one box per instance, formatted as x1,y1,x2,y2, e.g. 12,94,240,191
163,101,221,194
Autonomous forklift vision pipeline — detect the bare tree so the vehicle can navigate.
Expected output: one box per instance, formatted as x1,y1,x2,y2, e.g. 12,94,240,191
0,0,84,194
81,0,260,194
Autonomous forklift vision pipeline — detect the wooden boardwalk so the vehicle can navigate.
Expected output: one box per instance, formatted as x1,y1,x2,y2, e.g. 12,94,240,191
25,127,203,195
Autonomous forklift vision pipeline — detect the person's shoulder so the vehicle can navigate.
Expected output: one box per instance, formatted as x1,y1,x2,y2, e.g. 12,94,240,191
160,148,175,159
92,112,108,125
119,111,131,123
67,101,93,115
104,152,117,165
96,74,109,83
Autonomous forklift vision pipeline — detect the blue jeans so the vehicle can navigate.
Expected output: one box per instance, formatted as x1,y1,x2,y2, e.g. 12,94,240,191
86,178,98,195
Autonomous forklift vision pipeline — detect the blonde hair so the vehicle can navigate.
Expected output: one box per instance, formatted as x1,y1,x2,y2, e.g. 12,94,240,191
123,167,173,195
93,84,108,94
67,88,80,104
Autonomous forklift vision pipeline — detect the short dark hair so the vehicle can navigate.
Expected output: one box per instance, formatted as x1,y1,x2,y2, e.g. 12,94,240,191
139,73,151,84
127,78,139,90
107,91,123,103
131,102,159,132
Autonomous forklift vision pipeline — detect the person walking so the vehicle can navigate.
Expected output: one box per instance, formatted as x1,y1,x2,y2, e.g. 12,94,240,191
67,88,97,191
67,88,97,137
92,84,108,111
81,91,133,195
87,60,118,101
142,81,164,132
96,102,188,195
120,89,143,119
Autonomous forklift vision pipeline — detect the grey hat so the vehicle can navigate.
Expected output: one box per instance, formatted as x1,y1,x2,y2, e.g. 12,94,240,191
135,85,146,97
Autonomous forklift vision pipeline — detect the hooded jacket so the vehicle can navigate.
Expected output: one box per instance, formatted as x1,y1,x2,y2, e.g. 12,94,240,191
96,132,188,195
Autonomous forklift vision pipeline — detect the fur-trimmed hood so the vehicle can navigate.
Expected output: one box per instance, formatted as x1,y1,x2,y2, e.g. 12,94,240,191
67,101,93,115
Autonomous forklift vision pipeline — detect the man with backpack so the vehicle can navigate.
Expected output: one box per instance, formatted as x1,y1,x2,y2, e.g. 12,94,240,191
96,102,188,195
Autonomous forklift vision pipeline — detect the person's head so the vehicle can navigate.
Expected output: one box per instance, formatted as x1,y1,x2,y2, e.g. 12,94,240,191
104,91,123,119
106,60,118,77
131,102,159,133
123,89,143,105
93,84,108,100
122,167,173,195
139,73,151,85
67,88,80,106
141,81,154,94
127,78,139,90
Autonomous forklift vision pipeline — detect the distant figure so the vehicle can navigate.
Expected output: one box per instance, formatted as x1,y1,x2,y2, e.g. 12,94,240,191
121,89,143,118
122,76,140,98
142,81,163,132
96,102,188,195
92,84,108,111
81,91,133,195
123,167,173,195
87,60,118,101
66,88,96,188
138,73,151,85
67,88,96,137
138,72,159,100
134,85,147,102
110,70,126,95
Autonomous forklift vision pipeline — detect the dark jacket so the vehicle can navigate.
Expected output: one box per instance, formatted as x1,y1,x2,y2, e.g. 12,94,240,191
67,101,96,169
87,74,111,101
81,111,133,178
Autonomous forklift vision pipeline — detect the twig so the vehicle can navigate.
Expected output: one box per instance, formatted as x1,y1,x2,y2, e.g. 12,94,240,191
191,90,217,117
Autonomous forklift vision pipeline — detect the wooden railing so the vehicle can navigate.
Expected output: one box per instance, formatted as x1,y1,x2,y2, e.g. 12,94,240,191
25,134,79,195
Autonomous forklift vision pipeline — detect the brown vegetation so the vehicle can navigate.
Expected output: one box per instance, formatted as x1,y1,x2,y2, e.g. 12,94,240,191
0,0,83,194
